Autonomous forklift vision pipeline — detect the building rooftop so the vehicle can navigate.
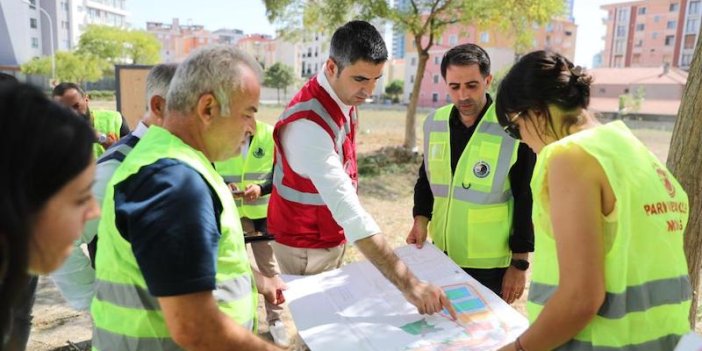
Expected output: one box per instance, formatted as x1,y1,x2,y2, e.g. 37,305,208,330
589,67,688,85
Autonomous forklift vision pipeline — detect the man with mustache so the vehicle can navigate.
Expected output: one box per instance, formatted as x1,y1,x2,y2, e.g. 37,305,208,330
406,43,536,304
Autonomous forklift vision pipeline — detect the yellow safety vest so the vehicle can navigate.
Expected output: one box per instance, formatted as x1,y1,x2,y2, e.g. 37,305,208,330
215,120,274,219
424,103,518,268
92,109,124,159
528,121,691,350
91,126,257,351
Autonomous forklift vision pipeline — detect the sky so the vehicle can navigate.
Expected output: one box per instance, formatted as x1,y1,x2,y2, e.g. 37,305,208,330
128,0,626,68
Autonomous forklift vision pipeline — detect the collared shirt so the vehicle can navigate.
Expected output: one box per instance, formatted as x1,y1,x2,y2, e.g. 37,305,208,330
412,95,536,253
279,73,380,243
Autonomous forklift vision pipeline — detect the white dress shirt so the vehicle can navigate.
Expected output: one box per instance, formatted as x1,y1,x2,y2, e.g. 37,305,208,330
279,72,380,243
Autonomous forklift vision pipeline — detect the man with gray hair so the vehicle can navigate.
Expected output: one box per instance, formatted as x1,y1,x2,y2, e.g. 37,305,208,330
51,63,179,311
91,46,284,350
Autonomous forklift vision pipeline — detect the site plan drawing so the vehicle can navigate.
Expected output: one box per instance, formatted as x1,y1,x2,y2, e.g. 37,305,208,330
283,243,528,351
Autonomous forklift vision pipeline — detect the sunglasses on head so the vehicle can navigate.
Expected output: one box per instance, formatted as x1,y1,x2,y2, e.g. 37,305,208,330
502,111,523,140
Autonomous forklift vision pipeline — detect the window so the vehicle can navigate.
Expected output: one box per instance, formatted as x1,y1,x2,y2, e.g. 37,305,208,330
684,34,697,49
616,25,626,37
411,57,417,65
28,0,35,8
410,75,414,83
433,56,439,65
614,39,626,53
686,18,699,33
433,74,439,84
480,32,489,43
636,23,645,31
546,23,553,32
617,8,629,21
614,56,623,67
31,37,39,48
448,34,458,46
652,32,659,39
635,39,643,47
61,21,69,29
670,3,679,11
665,35,675,45
638,7,646,14
666,20,676,29
682,53,693,65
30,18,37,29
446,94,451,103
432,93,439,103
690,1,700,14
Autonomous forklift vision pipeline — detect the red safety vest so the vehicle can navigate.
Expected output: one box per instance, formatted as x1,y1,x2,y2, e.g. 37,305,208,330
268,76,357,248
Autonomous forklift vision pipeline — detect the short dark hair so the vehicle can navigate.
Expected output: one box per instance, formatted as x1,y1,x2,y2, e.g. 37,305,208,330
0,83,94,334
440,43,491,80
145,63,178,108
0,72,18,83
330,20,388,72
495,50,592,137
52,82,86,97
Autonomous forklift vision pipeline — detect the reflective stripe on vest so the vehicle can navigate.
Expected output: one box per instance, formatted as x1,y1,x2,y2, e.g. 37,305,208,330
273,98,350,206
424,109,516,203
530,275,692,319
273,155,325,206
93,327,182,351
553,333,682,351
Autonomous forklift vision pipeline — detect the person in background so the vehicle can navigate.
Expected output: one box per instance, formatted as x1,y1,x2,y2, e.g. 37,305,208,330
215,119,289,347
90,46,285,350
52,82,130,158
0,82,100,350
50,64,178,311
268,20,455,318
406,44,535,303
495,50,691,351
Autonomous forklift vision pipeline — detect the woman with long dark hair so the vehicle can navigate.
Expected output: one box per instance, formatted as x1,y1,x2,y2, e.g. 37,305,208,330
495,50,690,350
0,82,100,348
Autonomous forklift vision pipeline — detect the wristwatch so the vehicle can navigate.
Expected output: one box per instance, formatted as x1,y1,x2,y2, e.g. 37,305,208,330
510,258,530,271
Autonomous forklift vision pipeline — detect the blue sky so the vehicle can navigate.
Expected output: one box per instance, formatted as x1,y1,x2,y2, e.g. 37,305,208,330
128,0,624,68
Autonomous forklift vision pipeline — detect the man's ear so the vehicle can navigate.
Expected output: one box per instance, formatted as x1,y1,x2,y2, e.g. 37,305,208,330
325,58,337,76
149,95,166,118
195,93,218,124
484,74,494,89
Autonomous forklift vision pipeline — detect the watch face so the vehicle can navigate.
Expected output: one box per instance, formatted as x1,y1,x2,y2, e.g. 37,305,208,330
511,259,529,270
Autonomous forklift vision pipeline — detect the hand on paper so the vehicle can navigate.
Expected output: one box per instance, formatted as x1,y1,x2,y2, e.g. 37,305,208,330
404,281,457,320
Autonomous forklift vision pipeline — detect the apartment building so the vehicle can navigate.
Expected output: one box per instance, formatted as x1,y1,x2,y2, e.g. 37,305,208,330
146,18,218,63
601,0,701,70
0,0,128,66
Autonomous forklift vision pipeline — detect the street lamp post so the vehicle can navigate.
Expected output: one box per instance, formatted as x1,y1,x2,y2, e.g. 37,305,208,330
23,0,55,82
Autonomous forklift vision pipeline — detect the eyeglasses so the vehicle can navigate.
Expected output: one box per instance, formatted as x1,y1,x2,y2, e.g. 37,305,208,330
502,111,523,140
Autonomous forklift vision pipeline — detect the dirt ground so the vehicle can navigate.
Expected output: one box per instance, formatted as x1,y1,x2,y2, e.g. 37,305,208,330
27,103,694,350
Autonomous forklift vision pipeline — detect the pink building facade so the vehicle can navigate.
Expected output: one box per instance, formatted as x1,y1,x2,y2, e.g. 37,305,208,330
404,19,577,108
601,0,701,70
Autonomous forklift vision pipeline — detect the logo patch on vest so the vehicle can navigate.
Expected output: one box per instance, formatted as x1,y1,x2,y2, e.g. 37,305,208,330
655,166,676,198
253,147,265,158
473,161,491,178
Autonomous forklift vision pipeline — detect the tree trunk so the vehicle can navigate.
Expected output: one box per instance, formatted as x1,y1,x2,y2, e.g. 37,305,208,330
666,29,702,328
276,88,280,105
403,46,430,151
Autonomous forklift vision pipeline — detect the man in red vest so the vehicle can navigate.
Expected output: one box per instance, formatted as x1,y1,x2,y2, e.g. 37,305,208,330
268,20,455,318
